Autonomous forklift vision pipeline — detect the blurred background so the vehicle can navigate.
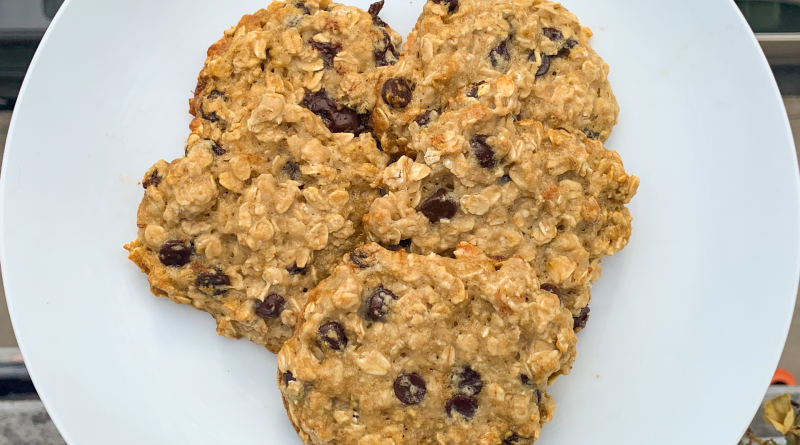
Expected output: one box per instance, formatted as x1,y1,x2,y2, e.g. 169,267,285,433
0,0,799,443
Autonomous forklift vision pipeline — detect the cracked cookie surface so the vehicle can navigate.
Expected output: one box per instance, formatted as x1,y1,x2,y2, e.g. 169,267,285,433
125,0,397,352
278,243,577,445
373,0,618,154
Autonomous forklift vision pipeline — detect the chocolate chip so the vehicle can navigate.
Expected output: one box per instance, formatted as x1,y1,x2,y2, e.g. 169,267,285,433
381,78,412,109
255,294,286,318
196,271,230,296
282,370,296,386
418,188,458,223
309,40,341,69
446,395,477,419
488,39,510,70
573,306,590,331
583,129,600,140
539,283,561,300
465,81,485,98
502,433,531,445
350,250,371,268
431,0,458,14
142,170,161,189
283,161,302,181
520,374,532,386
205,138,226,155
535,54,551,79
367,285,398,321
414,110,433,127
498,174,512,185
374,30,399,67
287,263,307,275
158,240,192,267
294,2,311,14
368,0,387,27
471,135,495,168
385,238,412,251
453,366,483,396
394,373,426,404
542,27,563,41
319,321,348,350
302,90,371,135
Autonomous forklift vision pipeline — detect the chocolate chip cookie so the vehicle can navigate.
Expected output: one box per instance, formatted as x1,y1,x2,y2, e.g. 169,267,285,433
125,0,398,352
364,93,638,315
373,0,618,154
278,243,577,445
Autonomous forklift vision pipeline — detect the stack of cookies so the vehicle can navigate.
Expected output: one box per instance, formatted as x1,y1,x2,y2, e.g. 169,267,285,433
125,0,638,443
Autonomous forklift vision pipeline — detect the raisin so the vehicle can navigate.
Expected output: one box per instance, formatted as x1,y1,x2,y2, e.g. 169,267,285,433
205,138,225,156
196,271,230,296
498,174,512,185
282,370,296,387
539,283,561,300
302,90,371,135
206,90,225,100
255,294,286,318
535,54,551,79
583,129,600,140
309,40,341,69
453,366,483,396
387,153,403,166
488,39,510,70
283,161,302,181
465,81,485,98
414,110,433,127
542,27,563,41
418,189,458,223
431,0,458,14
142,170,161,189
200,104,219,122
294,2,311,14
366,285,398,321
573,306,590,331
557,38,578,58
394,373,426,404
446,395,477,419
368,0,387,27
502,433,531,445
374,30,399,67
350,250,371,268
471,135,495,168
318,321,348,350
158,240,192,267
287,263,307,275
520,374,532,386
381,78,412,109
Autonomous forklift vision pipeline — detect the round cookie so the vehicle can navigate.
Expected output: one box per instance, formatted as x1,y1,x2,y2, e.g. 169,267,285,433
125,0,397,352
373,0,617,154
278,243,577,445
190,0,402,143
364,96,638,315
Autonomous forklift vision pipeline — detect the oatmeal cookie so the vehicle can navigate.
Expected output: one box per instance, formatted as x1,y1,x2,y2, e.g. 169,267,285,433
125,0,398,352
364,94,638,314
278,243,577,445
373,0,618,154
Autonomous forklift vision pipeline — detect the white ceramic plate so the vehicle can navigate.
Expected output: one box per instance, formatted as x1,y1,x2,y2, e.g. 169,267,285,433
1,0,798,443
